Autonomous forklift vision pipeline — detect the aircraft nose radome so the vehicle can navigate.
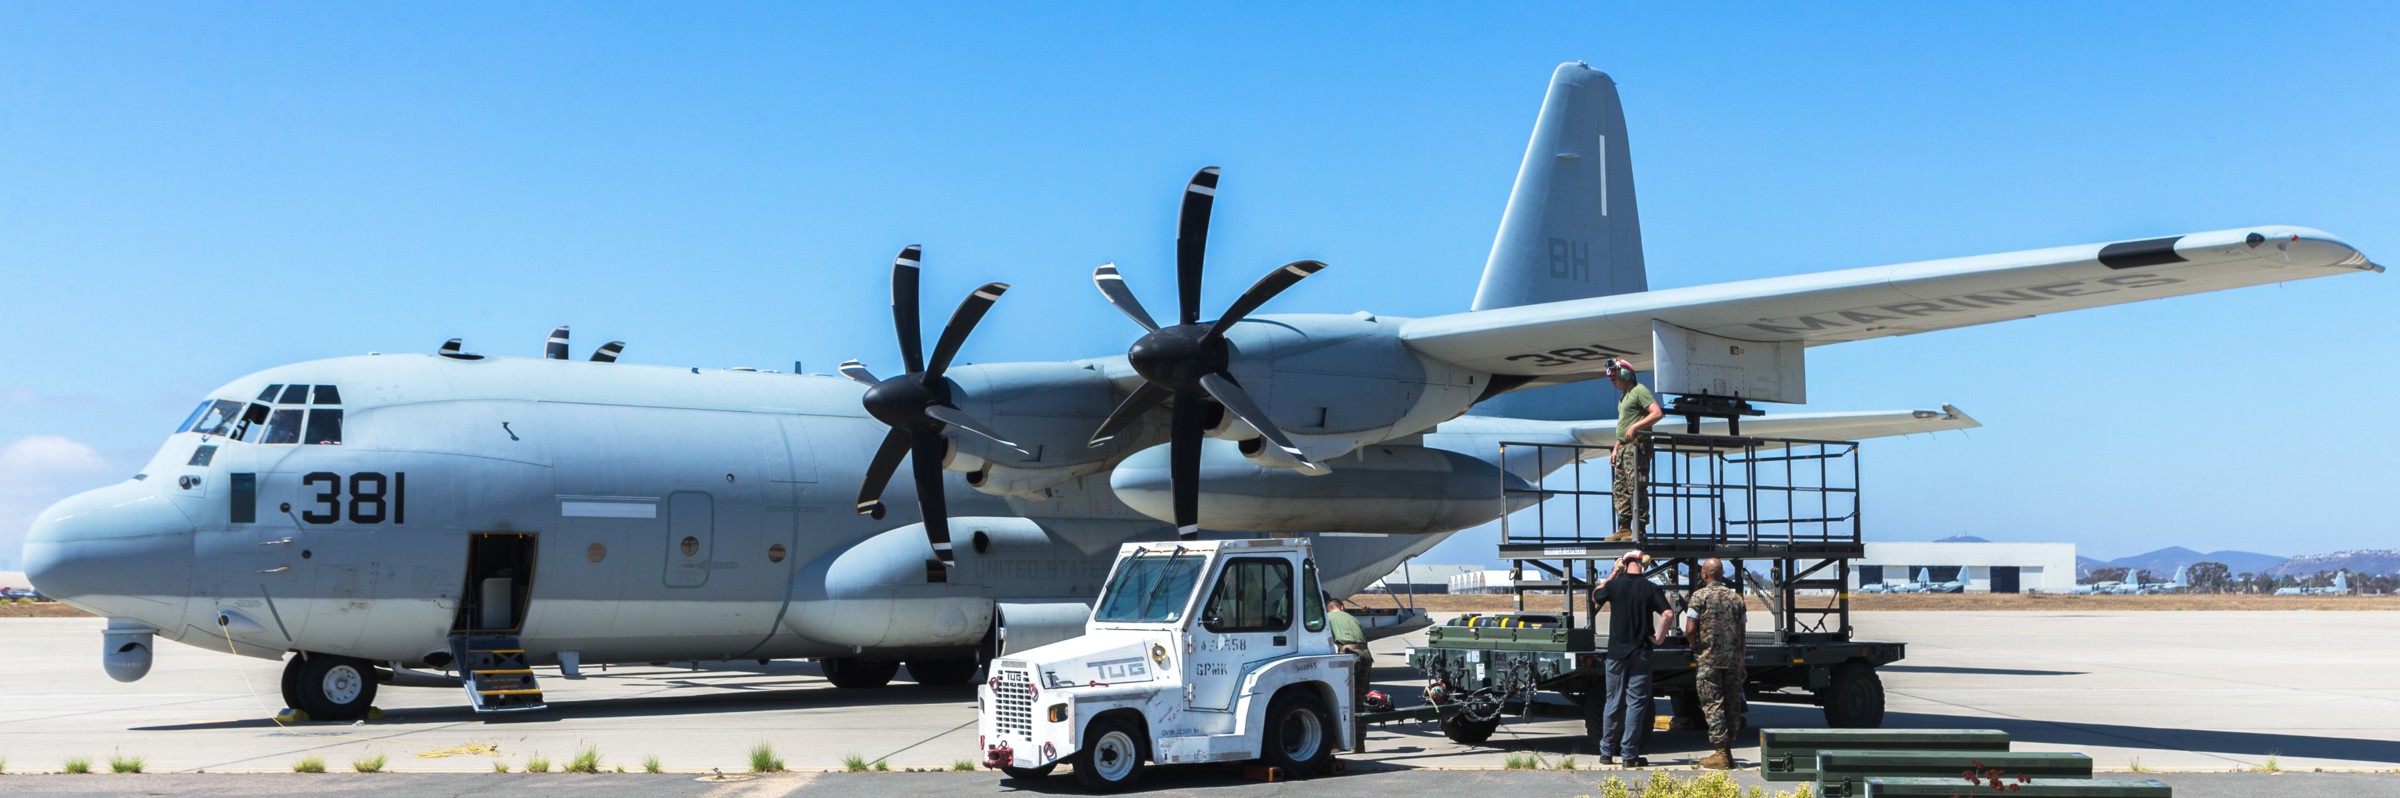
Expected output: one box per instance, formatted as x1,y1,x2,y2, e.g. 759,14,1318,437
22,481,196,620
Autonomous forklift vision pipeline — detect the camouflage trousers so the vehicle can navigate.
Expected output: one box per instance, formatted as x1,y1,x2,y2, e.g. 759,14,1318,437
1612,440,1651,533
1695,663,1746,748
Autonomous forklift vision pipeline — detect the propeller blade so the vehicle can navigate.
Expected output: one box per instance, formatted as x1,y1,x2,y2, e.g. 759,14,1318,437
590,341,625,363
1092,264,1160,332
440,338,463,355
546,326,570,360
892,246,925,374
854,428,911,516
1199,373,1314,467
1174,167,1220,326
910,430,955,565
1170,395,1204,539
1205,260,1325,344
837,359,880,386
923,282,1009,378
1089,382,1171,447
926,404,1028,455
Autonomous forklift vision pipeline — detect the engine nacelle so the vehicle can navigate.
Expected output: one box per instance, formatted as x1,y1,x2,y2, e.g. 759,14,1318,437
1110,439,1531,534
102,618,155,683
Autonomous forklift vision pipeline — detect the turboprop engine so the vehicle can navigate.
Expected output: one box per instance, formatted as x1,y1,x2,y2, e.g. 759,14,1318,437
1108,439,1532,534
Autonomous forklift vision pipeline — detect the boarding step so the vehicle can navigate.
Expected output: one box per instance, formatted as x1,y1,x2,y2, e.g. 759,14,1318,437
449,634,548,713
1760,728,2010,781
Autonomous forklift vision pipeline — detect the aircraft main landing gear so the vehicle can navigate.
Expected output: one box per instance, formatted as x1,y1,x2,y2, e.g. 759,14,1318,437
820,657,899,688
281,652,379,721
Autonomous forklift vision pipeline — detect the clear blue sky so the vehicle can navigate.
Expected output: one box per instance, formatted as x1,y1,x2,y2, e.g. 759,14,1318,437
3,3,2393,570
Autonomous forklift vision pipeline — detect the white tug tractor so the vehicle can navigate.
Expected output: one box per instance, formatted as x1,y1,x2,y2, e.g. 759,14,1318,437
977,539,1356,791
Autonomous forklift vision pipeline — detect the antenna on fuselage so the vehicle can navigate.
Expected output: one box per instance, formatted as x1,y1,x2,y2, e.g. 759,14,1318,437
591,341,625,363
437,338,484,360
546,326,571,359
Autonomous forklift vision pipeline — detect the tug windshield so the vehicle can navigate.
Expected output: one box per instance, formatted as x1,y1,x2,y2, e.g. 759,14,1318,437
1093,549,1207,624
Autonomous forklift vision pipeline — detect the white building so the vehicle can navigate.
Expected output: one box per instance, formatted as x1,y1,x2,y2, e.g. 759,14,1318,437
1852,541,2077,594
1449,570,1518,595
1365,563,1482,594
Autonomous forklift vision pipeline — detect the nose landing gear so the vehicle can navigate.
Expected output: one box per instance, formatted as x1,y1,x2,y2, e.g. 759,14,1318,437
281,652,379,721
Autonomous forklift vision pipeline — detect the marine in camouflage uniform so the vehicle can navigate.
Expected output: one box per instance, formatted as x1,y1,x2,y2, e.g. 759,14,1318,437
1606,359,1662,542
1684,558,1747,769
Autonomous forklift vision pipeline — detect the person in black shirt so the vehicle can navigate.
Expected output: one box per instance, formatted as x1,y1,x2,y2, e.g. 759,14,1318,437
1588,550,1674,767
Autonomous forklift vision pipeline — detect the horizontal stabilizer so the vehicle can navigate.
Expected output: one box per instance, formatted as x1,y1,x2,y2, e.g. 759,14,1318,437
1571,404,1979,448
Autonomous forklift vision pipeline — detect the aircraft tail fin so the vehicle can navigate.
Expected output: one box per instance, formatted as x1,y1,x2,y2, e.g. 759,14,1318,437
1471,62,1646,312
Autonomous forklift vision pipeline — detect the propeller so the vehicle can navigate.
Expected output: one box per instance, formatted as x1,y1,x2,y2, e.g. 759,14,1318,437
545,326,570,359
843,245,1023,577
1087,167,1327,539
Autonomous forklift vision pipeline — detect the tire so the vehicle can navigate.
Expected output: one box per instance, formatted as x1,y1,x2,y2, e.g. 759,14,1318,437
1259,689,1334,778
1668,686,1705,732
820,657,899,689
999,763,1055,780
1439,712,1499,744
279,654,307,711
289,653,378,721
1821,661,1885,728
904,656,980,686
1072,715,1146,792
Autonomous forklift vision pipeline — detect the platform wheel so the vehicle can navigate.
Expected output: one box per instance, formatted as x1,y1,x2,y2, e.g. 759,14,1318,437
820,657,899,689
1820,661,1885,728
1439,712,1499,744
1072,715,1146,792
285,652,377,721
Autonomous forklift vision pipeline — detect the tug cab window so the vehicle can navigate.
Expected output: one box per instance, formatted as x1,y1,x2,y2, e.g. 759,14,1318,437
1201,557,1295,634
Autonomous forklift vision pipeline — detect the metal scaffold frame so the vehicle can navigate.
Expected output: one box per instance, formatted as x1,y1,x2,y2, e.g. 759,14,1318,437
1497,431,1864,644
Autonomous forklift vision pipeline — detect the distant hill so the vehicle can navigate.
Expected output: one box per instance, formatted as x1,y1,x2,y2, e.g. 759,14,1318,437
2100,547,2286,580
2075,556,2106,578
2266,550,2400,578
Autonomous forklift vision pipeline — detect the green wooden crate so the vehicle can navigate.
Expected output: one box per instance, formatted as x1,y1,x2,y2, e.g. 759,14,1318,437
1864,776,2169,797
1817,750,2093,798
1758,729,2011,781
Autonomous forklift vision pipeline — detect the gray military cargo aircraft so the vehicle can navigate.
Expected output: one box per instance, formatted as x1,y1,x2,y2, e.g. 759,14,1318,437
22,63,2381,720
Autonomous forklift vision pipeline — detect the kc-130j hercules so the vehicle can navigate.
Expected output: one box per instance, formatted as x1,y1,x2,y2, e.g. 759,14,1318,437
23,63,2381,720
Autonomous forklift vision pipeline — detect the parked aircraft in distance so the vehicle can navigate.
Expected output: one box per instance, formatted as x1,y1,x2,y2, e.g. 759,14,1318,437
2275,571,2351,596
23,62,2381,721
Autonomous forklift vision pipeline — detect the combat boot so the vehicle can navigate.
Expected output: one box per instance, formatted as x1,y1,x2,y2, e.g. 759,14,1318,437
1697,748,1734,770
1605,528,1634,543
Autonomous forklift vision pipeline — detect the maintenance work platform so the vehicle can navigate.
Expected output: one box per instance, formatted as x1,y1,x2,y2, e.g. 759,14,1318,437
1367,423,1904,742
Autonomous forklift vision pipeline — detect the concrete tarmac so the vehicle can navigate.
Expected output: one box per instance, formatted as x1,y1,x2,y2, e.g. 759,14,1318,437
0,611,2395,787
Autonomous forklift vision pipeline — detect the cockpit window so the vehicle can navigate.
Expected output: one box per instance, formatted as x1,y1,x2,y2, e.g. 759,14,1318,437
303,409,344,445
183,386,343,443
229,402,269,442
185,399,245,437
262,409,304,444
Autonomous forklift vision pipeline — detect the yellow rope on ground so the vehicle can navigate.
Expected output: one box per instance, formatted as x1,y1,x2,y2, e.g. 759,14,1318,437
220,619,290,730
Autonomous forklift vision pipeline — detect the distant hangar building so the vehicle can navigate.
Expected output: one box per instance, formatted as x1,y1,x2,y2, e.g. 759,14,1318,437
1851,540,2078,593
1364,563,1483,594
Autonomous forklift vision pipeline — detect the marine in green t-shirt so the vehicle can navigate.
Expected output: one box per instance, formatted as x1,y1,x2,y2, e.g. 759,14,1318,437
1607,359,1663,542
1325,604,1366,648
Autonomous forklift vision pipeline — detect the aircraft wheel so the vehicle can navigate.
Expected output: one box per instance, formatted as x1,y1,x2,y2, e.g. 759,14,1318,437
999,763,1055,780
904,656,980,686
1820,661,1885,728
820,657,899,689
1071,715,1146,792
288,653,378,721
1439,712,1499,744
1258,689,1333,777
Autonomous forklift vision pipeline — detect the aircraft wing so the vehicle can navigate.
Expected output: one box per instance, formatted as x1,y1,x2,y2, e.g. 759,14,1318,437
1400,226,2382,376
1567,404,1980,448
